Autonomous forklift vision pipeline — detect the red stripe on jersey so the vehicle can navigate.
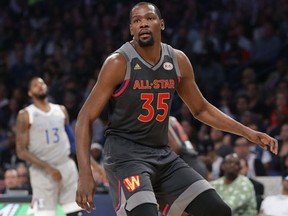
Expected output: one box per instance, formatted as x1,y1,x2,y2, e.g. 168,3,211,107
162,203,169,216
177,76,181,84
112,79,130,97
114,180,121,212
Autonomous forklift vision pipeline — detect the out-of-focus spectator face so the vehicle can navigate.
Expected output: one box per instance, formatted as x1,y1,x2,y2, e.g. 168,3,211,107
9,98,19,113
245,83,258,99
12,87,25,101
234,137,250,158
276,81,288,95
0,83,7,99
236,96,249,113
275,92,287,109
16,165,29,187
4,169,19,189
90,143,103,162
210,128,223,142
220,85,232,100
181,120,193,137
222,153,241,177
276,59,288,74
239,158,249,176
63,92,76,110
240,111,254,126
280,124,288,142
241,68,255,86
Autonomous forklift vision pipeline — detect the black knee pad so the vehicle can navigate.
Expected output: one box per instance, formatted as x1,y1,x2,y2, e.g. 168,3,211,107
126,203,158,216
185,189,231,216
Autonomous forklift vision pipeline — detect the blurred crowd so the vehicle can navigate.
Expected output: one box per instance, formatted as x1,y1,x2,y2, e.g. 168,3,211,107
0,0,288,207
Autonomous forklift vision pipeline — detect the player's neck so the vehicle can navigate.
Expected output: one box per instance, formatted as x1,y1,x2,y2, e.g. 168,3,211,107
34,99,50,112
132,41,161,65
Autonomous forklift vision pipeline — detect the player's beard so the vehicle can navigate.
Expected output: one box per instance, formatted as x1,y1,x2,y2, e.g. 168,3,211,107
35,93,47,101
138,37,154,47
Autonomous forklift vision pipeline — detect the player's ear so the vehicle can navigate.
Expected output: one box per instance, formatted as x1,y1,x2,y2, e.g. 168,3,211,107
160,19,165,30
130,24,134,36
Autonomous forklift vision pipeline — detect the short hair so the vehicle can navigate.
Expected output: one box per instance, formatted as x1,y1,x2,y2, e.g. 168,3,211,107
28,76,41,90
130,2,162,21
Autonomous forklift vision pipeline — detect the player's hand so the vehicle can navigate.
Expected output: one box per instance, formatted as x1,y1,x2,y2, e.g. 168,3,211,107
248,131,278,155
76,174,97,213
45,166,62,182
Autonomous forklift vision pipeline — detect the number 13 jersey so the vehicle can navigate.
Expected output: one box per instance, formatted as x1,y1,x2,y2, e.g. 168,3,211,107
105,42,181,147
25,103,71,165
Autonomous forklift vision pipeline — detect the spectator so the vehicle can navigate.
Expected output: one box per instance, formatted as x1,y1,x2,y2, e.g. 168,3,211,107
259,170,288,216
15,162,32,194
0,130,24,173
278,123,288,173
269,91,288,133
0,168,20,194
239,158,264,213
264,58,288,93
209,127,233,158
233,137,266,177
198,139,223,181
211,153,257,216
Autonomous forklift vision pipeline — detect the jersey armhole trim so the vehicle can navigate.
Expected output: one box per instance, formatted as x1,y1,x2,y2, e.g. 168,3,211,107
177,76,181,85
112,79,130,97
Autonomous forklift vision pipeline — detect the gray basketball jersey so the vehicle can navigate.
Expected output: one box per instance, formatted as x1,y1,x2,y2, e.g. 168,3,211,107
26,103,70,165
105,42,181,147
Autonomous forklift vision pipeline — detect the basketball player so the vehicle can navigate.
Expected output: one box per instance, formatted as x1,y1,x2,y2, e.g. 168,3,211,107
74,2,278,216
15,77,82,216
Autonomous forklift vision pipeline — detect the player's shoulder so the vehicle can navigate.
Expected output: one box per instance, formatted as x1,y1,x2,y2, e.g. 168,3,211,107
173,48,187,59
18,103,34,115
17,107,29,123
18,108,28,115
50,103,66,112
103,52,127,68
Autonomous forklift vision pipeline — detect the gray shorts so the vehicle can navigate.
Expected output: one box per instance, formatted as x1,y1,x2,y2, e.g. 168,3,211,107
103,135,212,216
29,158,81,214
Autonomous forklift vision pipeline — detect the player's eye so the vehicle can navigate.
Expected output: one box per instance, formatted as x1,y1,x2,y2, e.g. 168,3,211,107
133,19,140,23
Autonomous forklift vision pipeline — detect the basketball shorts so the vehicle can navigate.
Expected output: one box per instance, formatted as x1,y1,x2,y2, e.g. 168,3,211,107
29,158,81,214
103,135,213,216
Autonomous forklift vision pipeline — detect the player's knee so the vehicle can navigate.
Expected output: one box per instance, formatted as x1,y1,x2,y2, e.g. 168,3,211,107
185,189,231,216
213,201,231,216
126,203,158,216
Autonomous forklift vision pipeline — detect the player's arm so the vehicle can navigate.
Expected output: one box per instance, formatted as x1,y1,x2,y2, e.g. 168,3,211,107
15,110,62,181
75,53,126,212
75,52,126,174
60,105,76,154
175,49,278,155
60,105,70,125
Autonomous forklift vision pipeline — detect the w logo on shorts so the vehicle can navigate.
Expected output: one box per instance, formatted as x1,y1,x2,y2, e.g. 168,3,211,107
123,175,140,192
